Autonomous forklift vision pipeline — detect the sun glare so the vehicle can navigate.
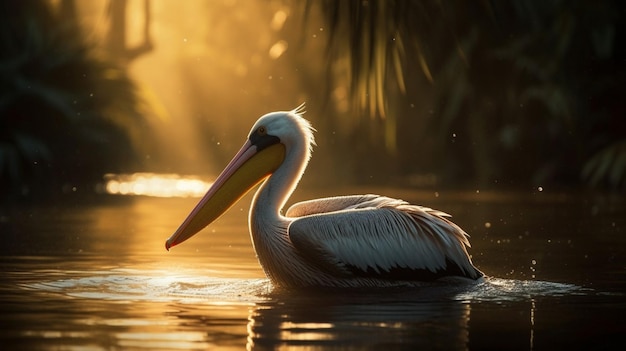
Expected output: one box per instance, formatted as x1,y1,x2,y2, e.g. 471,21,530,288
103,173,211,197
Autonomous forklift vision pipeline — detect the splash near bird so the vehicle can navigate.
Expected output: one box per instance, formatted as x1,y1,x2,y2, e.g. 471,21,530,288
165,105,483,288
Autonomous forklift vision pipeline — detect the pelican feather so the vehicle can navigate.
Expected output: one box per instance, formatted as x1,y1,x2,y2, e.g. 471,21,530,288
288,195,481,282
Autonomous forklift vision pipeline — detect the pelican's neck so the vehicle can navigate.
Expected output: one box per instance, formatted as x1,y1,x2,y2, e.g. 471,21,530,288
247,112,314,286
251,139,309,224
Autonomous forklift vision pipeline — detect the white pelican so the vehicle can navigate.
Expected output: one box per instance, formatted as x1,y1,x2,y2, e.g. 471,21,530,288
165,106,483,288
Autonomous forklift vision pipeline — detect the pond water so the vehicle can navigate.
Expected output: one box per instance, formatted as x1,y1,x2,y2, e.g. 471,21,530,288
1,187,624,350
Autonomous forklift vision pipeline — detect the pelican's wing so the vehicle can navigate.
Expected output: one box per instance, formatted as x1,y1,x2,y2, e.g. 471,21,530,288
286,195,377,217
288,196,482,281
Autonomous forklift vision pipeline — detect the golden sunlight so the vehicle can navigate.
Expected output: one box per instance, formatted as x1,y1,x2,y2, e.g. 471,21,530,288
103,173,211,197
268,40,288,59
279,322,336,341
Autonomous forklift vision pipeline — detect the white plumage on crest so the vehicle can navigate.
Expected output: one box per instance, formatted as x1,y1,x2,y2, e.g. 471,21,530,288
166,105,483,288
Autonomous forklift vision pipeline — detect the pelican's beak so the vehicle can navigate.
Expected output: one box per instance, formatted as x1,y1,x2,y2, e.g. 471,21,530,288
165,139,285,250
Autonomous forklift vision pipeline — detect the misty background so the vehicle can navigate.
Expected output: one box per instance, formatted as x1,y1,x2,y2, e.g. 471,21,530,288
1,0,624,202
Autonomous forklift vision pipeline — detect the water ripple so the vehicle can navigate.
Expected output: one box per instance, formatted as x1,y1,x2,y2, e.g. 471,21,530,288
21,269,596,305
21,269,272,304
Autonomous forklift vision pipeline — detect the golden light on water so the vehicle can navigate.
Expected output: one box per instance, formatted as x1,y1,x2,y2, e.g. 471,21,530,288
104,173,211,197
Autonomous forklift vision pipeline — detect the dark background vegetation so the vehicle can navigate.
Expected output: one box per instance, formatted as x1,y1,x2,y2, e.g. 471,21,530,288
1,0,624,203
0,0,153,201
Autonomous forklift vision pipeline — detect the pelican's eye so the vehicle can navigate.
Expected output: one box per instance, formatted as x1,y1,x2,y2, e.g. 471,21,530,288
250,125,279,149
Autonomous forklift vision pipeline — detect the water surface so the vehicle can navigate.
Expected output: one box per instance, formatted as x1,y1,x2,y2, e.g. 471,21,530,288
1,188,624,350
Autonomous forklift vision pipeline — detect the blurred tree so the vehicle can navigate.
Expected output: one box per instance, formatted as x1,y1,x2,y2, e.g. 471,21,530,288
0,0,151,201
304,0,625,190
106,0,153,64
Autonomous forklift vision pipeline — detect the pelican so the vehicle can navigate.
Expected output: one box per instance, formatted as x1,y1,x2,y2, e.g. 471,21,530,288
165,106,483,288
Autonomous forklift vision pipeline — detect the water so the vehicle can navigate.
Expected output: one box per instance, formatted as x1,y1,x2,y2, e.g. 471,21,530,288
1,188,624,350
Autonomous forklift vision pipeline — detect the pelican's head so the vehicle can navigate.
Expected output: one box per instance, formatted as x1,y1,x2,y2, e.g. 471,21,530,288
248,106,314,154
165,105,313,250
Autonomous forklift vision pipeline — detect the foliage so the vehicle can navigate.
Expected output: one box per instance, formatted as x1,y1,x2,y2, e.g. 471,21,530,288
307,0,625,189
0,0,150,201
305,1,423,154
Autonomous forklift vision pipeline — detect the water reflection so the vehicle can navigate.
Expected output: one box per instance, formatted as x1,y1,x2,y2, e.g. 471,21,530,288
1,191,625,349
103,173,212,197
15,266,265,350
18,266,588,351
246,289,472,350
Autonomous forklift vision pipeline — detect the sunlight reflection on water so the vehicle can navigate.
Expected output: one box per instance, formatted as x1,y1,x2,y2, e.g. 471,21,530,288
19,269,596,351
22,268,588,307
2,189,624,350
23,270,271,304
102,173,212,197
